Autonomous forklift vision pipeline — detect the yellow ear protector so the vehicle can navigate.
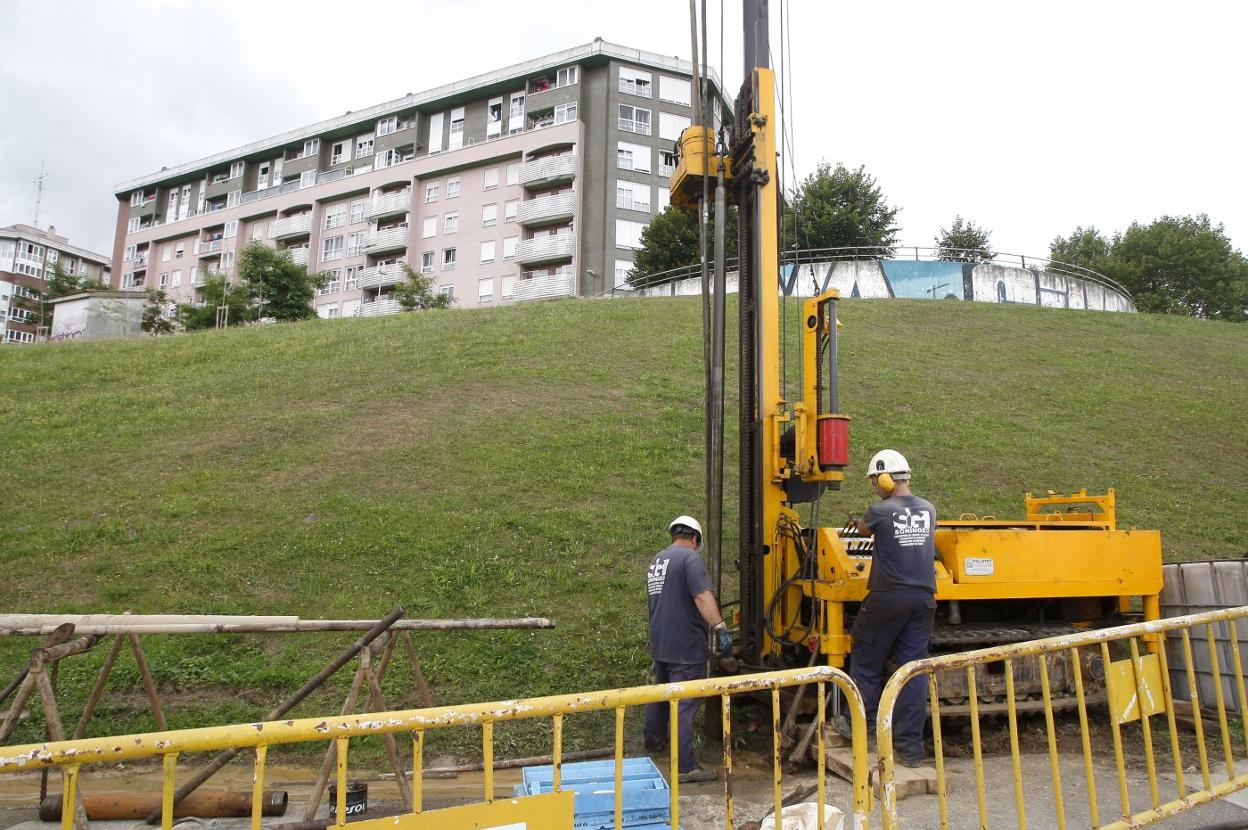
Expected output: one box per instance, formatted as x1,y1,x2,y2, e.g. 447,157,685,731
876,472,896,494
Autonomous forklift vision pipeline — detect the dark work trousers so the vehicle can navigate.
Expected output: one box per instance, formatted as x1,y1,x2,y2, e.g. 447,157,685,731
643,661,707,773
849,587,937,760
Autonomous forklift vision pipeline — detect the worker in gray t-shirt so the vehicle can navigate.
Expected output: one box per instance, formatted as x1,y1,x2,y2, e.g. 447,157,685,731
643,515,732,784
834,449,938,768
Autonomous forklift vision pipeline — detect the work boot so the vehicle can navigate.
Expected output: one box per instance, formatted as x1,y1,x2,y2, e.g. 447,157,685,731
896,751,927,768
678,766,719,784
644,740,667,754
831,714,852,740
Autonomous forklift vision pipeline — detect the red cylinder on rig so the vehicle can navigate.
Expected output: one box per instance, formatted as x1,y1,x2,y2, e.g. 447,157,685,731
817,414,849,469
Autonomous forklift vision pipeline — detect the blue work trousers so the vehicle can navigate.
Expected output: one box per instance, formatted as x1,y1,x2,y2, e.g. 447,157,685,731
643,661,706,773
850,587,936,760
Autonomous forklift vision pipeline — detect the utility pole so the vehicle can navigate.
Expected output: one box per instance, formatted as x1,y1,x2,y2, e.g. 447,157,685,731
32,162,48,229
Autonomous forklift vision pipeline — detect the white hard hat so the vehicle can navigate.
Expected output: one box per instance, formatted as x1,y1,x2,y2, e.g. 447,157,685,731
867,449,911,480
668,515,704,540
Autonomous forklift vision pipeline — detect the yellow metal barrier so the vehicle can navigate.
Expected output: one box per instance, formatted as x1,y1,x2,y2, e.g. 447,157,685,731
0,666,872,830
876,606,1248,829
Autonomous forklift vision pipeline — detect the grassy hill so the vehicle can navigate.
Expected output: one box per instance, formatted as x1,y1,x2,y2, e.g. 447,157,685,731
1,297,1245,752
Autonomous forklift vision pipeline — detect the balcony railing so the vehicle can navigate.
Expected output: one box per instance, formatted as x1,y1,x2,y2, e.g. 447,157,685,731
519,154,576,189
359,298,403,317
618,79,652,98
364,225,409,253
659,163,676,178
287,247,310,266
618,118,651,136
616,196,650,213
195,239,224,256
364,192,411,220
514,271,575,302
517,192,576,227
516,233,575,266
357,263,408,289
240,179,301,205
132,256,149,270
269,214,312,240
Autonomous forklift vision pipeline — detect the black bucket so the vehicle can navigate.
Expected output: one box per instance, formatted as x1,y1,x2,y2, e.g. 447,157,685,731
328,781,368,820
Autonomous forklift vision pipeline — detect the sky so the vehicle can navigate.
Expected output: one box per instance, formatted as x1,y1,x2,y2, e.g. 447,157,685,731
1,0,1244,261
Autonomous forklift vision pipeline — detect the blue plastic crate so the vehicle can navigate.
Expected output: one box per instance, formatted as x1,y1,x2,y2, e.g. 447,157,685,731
513,757,673,830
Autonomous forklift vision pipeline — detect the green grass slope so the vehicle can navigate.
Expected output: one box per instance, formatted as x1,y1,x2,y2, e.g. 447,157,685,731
0,298,1244,749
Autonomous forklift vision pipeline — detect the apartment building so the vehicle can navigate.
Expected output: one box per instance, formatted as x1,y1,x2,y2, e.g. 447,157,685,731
0,224,111,344
111,40,730,319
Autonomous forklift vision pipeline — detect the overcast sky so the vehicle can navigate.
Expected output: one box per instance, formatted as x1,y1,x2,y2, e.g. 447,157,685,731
1,1,1244,261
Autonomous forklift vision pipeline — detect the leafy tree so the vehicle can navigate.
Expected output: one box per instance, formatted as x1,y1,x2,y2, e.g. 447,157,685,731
935,216,995,262
142,289,177,335
627,205,738,287
178,274,250,331
782,162,900,255
1048,226,1113,274
392,264,454,311
1110,215,1248,320
238,241,325,321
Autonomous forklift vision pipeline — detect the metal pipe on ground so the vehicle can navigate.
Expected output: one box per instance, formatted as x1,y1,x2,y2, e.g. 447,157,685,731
1,618,553,637
143,605,406,824
42,791,287,820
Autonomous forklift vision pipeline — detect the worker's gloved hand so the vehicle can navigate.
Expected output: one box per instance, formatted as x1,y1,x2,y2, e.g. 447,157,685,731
713,623,733,658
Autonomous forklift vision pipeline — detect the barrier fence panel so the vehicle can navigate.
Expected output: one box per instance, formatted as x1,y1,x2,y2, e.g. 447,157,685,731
876,606,1248,830
0,666,872,830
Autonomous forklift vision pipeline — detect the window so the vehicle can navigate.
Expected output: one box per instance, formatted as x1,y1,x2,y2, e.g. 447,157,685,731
619,67,652,98
509,92,525,133
480,240,496,263
478,277,494,301
347,232,365,257
324,206,346,229
251,222,265,241
227,190,241,208
616,219,646,249
615,259,633,288
446,177,461,198
230,161,244,178
420,251,434,274
350,200,365,223
503,236,519,259
322,236,343,262
439,284,454,301
6,330,35,344
481,203,498,227
556,66,578,87
658,186,671,210
422,216,437,239
318,269,342,295
377,116,398,137
159,272,170,289
506,163,520,186
425,182,439,203
355,135,374,157
344,266,361,290
617,141,652,173
221,251,234,271
501,275,517,298
659,112,691,142
302,138,320,157
619,105,651,135
483,168,499,190
448,107,465,150
487,97,503,139
224,220,237,238
659,149,677,177
162,244,172,262
124,244,136,261
325,305,341,319
554,102,577,125
617,181,651,212
427,112,444,154
175,242,185,259
442,248,457,270
130,190,146,207
443,212,458,234
128,217,141,233
504,199,519,222
660,76,692,106
300,170,316,188
331,141,348,165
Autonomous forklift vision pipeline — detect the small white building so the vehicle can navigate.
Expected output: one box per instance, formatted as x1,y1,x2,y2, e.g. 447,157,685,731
48,291,147,341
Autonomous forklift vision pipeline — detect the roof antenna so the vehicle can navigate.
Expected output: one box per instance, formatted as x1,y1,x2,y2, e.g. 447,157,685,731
32,161,49,229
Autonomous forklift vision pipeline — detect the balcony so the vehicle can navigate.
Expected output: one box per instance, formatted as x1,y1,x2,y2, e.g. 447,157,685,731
357,263,408,289
619,79,652,98
616,196,650,213
519,154,576,189
364,225,409,254
516,233,575,266
195,239,224,257
517,193,576,227
365,192,411,221
359,298,403,317
287,247,310,266
240,179,301,205
269,214,312,240
514,271,575,302
132,256,149,271
618,118,651,136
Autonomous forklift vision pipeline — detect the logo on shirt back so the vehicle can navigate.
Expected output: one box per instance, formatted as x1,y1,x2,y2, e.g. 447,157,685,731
647,557,670,595
892,508,932,547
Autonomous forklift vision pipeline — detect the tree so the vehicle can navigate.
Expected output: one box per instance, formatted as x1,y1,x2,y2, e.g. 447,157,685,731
178,274,250,331
1048,226,1113,274
627,205,738,287
142,289,177,335
1110,215,1248,320
237,241,325,321
934,216,995,263
782,162,901,255
392,264,454,311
